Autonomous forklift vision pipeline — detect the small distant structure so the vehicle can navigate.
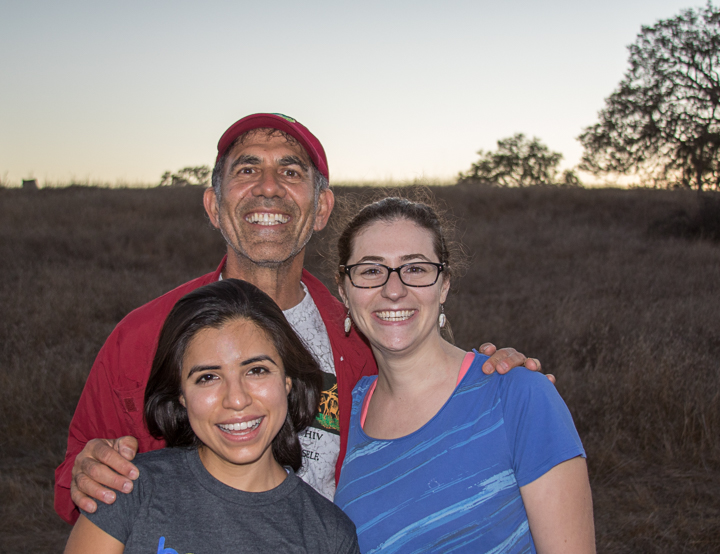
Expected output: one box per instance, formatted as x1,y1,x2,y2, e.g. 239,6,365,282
22,179,38,191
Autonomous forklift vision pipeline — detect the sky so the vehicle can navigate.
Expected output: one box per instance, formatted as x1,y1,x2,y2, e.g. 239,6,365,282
0,0,705,186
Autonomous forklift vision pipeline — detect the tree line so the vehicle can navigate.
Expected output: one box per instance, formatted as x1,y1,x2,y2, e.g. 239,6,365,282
462,2,720,191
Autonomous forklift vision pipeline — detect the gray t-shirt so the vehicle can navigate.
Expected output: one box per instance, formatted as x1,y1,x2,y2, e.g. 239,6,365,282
83,448,359,554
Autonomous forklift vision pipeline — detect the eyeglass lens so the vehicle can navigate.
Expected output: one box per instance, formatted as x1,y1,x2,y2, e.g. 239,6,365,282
349,263,440,287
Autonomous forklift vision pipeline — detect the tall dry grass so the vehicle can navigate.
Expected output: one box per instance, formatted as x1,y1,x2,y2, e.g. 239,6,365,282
0,186,226,552
0,184,718,553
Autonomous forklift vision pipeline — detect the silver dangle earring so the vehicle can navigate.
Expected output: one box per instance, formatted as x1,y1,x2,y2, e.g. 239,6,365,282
438,304,447,328
344,309,352,334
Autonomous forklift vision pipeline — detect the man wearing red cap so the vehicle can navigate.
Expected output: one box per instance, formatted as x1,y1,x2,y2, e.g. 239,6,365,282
54,113,537,524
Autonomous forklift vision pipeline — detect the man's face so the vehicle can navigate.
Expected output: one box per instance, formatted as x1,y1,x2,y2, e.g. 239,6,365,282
204,130,334,267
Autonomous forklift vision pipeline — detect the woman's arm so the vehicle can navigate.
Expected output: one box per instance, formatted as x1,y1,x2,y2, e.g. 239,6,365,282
64,514,125,554
519,456,595,554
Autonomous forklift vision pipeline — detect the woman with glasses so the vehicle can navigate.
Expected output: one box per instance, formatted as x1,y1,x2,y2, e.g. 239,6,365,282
332,197,595,553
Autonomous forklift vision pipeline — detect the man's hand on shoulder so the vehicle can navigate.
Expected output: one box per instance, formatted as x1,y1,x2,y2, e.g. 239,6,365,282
71,436,140,513
479,343,555,384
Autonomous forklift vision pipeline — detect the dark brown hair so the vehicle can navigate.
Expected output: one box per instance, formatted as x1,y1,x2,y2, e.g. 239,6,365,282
144,278,322,471
335,190,466,342
337,196,451,275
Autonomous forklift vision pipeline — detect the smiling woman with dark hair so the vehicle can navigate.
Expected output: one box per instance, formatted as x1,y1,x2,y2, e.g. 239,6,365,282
143,277,322,468
64,279,359,554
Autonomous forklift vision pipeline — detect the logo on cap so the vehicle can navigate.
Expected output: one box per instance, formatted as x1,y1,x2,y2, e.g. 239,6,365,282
271,113,297,123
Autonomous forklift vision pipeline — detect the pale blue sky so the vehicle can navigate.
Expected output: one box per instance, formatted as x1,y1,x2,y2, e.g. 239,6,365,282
0,0,703,185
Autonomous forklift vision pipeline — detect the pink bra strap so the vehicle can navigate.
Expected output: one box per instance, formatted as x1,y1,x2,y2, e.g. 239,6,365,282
457,351,476,385
360,380,378,428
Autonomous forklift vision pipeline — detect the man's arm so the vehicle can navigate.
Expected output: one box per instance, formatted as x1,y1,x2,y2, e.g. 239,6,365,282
55,344,142,524
479,343,554,383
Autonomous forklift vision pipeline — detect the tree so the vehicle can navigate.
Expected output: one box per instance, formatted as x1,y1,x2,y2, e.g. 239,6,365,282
460,133,564,187
159,165,211,187
579,3,720,191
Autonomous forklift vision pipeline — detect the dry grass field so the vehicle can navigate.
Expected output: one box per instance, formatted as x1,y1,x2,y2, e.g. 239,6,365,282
0,184,718,553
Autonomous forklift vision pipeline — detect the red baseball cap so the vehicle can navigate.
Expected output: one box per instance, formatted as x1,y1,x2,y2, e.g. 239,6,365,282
216,113,329,180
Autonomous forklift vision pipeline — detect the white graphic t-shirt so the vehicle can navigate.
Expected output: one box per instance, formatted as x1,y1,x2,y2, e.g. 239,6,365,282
283,283,340,500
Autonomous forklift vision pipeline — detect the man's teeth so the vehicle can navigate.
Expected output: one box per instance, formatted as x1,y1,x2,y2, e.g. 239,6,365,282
376,310,414,321
218,418,262,432
245,213,289,226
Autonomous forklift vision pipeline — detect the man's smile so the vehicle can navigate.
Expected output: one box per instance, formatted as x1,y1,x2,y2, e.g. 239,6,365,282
245,212,290,226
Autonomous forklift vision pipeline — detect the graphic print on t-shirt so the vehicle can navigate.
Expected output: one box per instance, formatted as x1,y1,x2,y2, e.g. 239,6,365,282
156,536,182,554
301,372,341,458
316,373,340,433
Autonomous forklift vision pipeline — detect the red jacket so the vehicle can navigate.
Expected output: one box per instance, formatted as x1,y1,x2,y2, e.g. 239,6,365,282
54,259,377,524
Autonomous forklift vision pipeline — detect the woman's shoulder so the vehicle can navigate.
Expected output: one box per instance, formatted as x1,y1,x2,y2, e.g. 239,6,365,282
495,365,559,401
77,449,193,543
466,351,554,391
288,476,360,550
495,367,586,486
134,446,186,465
461,354,566,422
350,375,377,399
132,447,192,481
294,477,353,521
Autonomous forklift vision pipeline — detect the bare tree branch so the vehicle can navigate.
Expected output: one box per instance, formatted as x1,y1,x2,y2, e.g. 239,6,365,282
579,2,720,190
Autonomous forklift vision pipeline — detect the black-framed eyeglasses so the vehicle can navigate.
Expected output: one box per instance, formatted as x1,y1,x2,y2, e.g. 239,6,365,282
340,262,446,288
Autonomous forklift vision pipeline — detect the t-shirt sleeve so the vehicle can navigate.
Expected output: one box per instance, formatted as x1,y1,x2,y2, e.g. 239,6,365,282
329,504,360,554
338,537,361,553
80,472,143,545
334,519,361,554
499,368,586,488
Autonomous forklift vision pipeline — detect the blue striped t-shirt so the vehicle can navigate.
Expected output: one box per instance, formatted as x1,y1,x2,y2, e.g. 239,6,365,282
334,352,585,553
